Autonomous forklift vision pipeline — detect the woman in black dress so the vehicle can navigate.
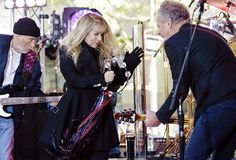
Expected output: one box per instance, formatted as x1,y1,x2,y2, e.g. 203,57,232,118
40,12,143,160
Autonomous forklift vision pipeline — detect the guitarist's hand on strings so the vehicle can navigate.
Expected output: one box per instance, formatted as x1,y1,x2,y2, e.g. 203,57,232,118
145,111,161,127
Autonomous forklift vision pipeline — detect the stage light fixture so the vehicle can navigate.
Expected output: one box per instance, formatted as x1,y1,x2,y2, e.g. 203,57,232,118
26,0,36,7
51,11,61,40
4,0,47,9
4,0,14,9
36,0,46,6
15,0,25,8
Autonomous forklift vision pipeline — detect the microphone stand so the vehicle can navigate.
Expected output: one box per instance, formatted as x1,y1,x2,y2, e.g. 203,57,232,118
188,0,195,8
169,3,205,160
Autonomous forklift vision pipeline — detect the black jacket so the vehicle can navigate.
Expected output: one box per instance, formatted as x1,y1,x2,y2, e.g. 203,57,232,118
0,34,44,125
156,23,236,124
40,41,141,153
0,34,46,160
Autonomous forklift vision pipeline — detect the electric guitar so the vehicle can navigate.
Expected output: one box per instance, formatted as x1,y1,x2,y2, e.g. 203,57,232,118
114,109,146,123
114,109,190,124
0,94,61,118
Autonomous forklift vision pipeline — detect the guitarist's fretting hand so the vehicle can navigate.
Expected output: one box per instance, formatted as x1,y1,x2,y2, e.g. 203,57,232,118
144,111,161,127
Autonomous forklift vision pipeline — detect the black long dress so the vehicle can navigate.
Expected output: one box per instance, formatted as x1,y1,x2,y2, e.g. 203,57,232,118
40,41,141,158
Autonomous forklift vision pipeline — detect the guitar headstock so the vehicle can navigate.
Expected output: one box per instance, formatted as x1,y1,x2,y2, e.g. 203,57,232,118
114,109,145,123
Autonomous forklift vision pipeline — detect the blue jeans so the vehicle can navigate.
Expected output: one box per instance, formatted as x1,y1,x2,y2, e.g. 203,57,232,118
0,117,14,160
185,99,236,160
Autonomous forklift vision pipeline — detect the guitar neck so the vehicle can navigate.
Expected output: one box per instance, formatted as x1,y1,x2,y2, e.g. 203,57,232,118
114,110,192,124
0,96,61,106
137,114,146,121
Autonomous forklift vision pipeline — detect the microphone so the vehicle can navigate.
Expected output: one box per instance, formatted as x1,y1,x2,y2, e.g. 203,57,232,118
194,0,207,12
36,36,50,54
37,36,49,45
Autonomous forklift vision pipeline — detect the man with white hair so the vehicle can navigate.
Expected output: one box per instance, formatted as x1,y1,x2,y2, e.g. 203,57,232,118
145,1,236,159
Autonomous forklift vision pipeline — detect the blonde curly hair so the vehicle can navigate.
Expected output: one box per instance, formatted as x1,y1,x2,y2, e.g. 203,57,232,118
61,13,118,69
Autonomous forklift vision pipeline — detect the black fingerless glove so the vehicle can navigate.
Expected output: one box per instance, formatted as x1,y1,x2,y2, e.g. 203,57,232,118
124,46,144,71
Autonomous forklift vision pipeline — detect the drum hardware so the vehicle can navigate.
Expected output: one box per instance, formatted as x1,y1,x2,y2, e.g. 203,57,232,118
219,11,236,35
207,0,236,15
156,119,194,159
209,17,225,33
197,0,236,36
228,37,236,56
199,14,234,36
114,110,194,159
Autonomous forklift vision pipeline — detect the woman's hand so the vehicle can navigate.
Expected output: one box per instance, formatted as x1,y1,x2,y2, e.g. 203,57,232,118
130,46,144,58
123,47,144,71
104,70,115,83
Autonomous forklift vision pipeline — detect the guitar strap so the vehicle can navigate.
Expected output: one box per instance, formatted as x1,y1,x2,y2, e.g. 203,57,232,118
0,51,37,95
48,90,114,158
